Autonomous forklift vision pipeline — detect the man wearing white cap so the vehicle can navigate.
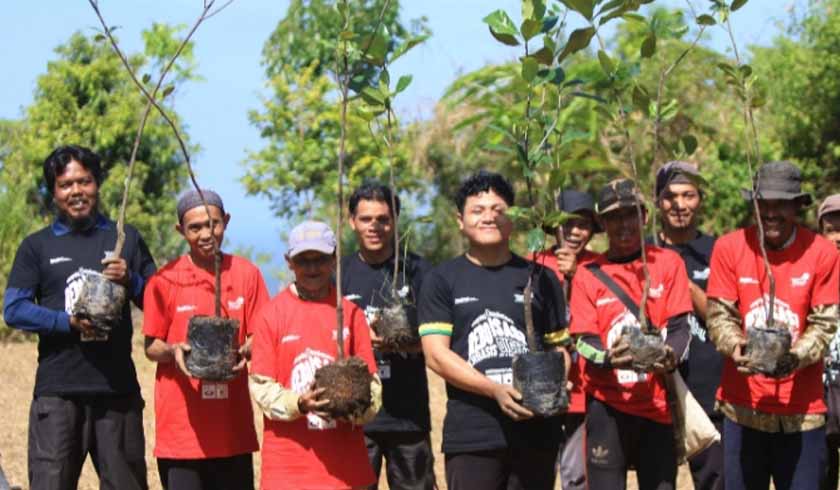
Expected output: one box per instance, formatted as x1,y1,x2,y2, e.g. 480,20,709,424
249,221,382,490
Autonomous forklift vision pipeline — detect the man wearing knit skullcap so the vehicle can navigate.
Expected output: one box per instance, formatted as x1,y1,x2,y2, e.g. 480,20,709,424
143,189,270,490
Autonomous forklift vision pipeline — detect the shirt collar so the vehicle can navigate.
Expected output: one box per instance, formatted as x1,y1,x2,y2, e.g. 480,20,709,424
51,214,113,236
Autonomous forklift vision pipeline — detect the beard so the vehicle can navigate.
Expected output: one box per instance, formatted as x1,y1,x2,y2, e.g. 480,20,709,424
56,204,98,232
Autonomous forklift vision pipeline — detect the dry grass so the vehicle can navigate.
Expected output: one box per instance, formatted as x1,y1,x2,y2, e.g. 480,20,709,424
0,335,693,489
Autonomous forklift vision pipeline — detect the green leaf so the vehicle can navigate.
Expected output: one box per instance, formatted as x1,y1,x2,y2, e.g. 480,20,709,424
521,19,543,40
483,10,521,46
161,85,175,98
360,86,386,105
380,69,390,87
533,46,554,65
522,0,547,21
632,85,650,111
390,34,430,63
696,14,717,26
640,33,657,58
361,25,390,66
544,210,575,228
622,13,647,23
537,67,566,85
557,27,596,62
94,33,106,42
142,73,152,84
506,206,536,223
395,75,412,94
681,134,698,155
739,65,753,77
597,49,615,75
522,56,539,82
559,0,595,20
526,227,545,252
542,16,560,33
731,0,748,12
339,30,355,40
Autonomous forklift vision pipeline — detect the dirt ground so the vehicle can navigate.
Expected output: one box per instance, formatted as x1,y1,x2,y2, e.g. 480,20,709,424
0,334,694,490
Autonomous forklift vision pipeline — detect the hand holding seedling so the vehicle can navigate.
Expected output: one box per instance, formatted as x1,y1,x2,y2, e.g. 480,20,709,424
652,345,678,374
298,386,331,418
232,337,253,372
173,343,192,378
732,339,754,375
69,316,96,336
606,339,634,370
492,384,534,421
101,257,130,286
554,247,579,278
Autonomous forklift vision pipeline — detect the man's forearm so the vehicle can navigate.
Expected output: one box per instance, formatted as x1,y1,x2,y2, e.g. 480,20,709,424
423,340,498,398
792,304,839,369
707,298,745,357
248,373,303,422
144,336,176,363
3,288,71,335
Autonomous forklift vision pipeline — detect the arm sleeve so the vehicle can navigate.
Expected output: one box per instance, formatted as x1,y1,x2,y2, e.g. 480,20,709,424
128,227,157,308
248,304,303,422
417,268,454,337
576,334,609,367
792,304,839,369
538,267,570,347
3,237,71,335
707,298,745,356
665,313,691,362
141,274,171,340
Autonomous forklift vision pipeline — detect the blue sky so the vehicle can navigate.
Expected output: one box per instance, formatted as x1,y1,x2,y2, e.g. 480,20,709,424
0,0,796,292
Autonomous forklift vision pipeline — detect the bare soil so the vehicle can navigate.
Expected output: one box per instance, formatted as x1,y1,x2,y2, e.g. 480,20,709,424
0,333,694,489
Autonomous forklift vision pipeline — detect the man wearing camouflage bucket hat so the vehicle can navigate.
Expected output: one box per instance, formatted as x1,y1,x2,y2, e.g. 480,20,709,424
570,178,693,489
707,161,840,489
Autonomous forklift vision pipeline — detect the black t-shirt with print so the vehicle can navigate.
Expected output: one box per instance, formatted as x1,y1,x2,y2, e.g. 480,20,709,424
7,221,156,396
659,232,722,416
418,254,567,454
341,251,432,433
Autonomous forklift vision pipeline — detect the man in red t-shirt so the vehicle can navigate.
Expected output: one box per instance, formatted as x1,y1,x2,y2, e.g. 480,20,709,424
249,221,382,490
569,179,693,490
707,162,840,490
143,189,270,490
529,189,600,490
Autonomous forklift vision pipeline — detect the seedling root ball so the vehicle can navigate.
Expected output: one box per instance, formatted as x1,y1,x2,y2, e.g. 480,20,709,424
70,268,126,333
314,357,373,420
185,315,240,381
512,350,568,417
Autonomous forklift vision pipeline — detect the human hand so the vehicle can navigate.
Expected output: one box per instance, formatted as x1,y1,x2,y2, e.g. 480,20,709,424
69,315,95,336
606,339,633,369
101,257,130,286
233,337,252,372
298,386,331,418
173,343,192,377
492,384,534,421
732,339,754,375
652,345,677,374
554,247,579,278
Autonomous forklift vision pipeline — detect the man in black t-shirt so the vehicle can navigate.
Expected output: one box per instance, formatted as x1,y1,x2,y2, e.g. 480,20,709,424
342,182,435,490
654,161,722,490
418,171,570,490
3,146,156,490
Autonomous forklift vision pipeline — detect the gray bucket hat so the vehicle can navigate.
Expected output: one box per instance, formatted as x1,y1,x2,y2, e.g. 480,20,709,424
741,161,812,205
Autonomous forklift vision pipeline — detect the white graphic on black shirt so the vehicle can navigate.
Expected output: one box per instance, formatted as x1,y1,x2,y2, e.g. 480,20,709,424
64,270,108,342
290,348,337,430
49,256,72,265
693,268,710,281
826,329,840,384
467,310,528,366
688,313,706,342
744,295,800,343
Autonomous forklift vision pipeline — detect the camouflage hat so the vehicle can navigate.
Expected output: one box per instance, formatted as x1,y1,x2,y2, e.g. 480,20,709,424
596,179,645,216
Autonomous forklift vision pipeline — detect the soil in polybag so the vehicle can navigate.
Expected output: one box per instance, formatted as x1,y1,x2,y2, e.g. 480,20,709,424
745,326,792,376
314,356,373,420
185,315,240,381
512,350,568,417
370,301,419,351
70,268,126,332
620,326,667,372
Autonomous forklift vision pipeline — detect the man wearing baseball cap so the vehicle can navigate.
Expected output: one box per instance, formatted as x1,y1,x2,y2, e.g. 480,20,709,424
143,189,269,489
654,161,723,490
818,194,840,490
249,221,382,490
570,178,693,490
707,162,840,489
529,189,601,490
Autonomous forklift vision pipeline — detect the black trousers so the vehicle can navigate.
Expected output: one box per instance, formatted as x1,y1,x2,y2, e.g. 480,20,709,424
365,431,435,490
157,453,254,490
585,397,677,490
688,417,724,490
445,446,557,490
28,393,147,490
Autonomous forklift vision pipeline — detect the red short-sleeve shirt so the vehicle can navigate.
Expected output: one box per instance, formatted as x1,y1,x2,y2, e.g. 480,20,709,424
250,286,377,490
569,247,693,424
142,254,269,459
707,225,840,415
530,248,598,414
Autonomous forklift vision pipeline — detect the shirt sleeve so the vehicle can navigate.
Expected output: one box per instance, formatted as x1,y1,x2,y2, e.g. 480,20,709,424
417,268,454,337
127,226,157,308
141,274,171,340
569,267,599,336
3,237,71,335
810,244,840,308
245,267,271,336
537,267,570,347
707,236,738,302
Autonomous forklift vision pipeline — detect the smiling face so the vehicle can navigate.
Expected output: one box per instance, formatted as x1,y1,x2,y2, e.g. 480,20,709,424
53,160,98,225
556,211,596,254
756,199,799,249
457,190,513,248
821,212,840,251
349,199,394,255
287,250,335,294
177,205,229,263
659,183,701,231
601,206,645,258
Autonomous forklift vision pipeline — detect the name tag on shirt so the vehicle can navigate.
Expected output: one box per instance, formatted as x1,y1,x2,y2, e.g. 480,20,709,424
378,360,391,380
201,382,229,400
307,414,337,430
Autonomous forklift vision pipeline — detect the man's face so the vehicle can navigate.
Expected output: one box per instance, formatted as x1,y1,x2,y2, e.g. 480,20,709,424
658,183,701,231
756,199,799,248
287,251,335,292
821,212,840,250
600,207,644,257
53,160,98,224
556,212,595,255
457,190,513,247
349,199,394,254
177,205,229,261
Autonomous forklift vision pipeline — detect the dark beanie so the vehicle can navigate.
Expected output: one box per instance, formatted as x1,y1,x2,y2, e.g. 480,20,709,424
177,189,225,222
